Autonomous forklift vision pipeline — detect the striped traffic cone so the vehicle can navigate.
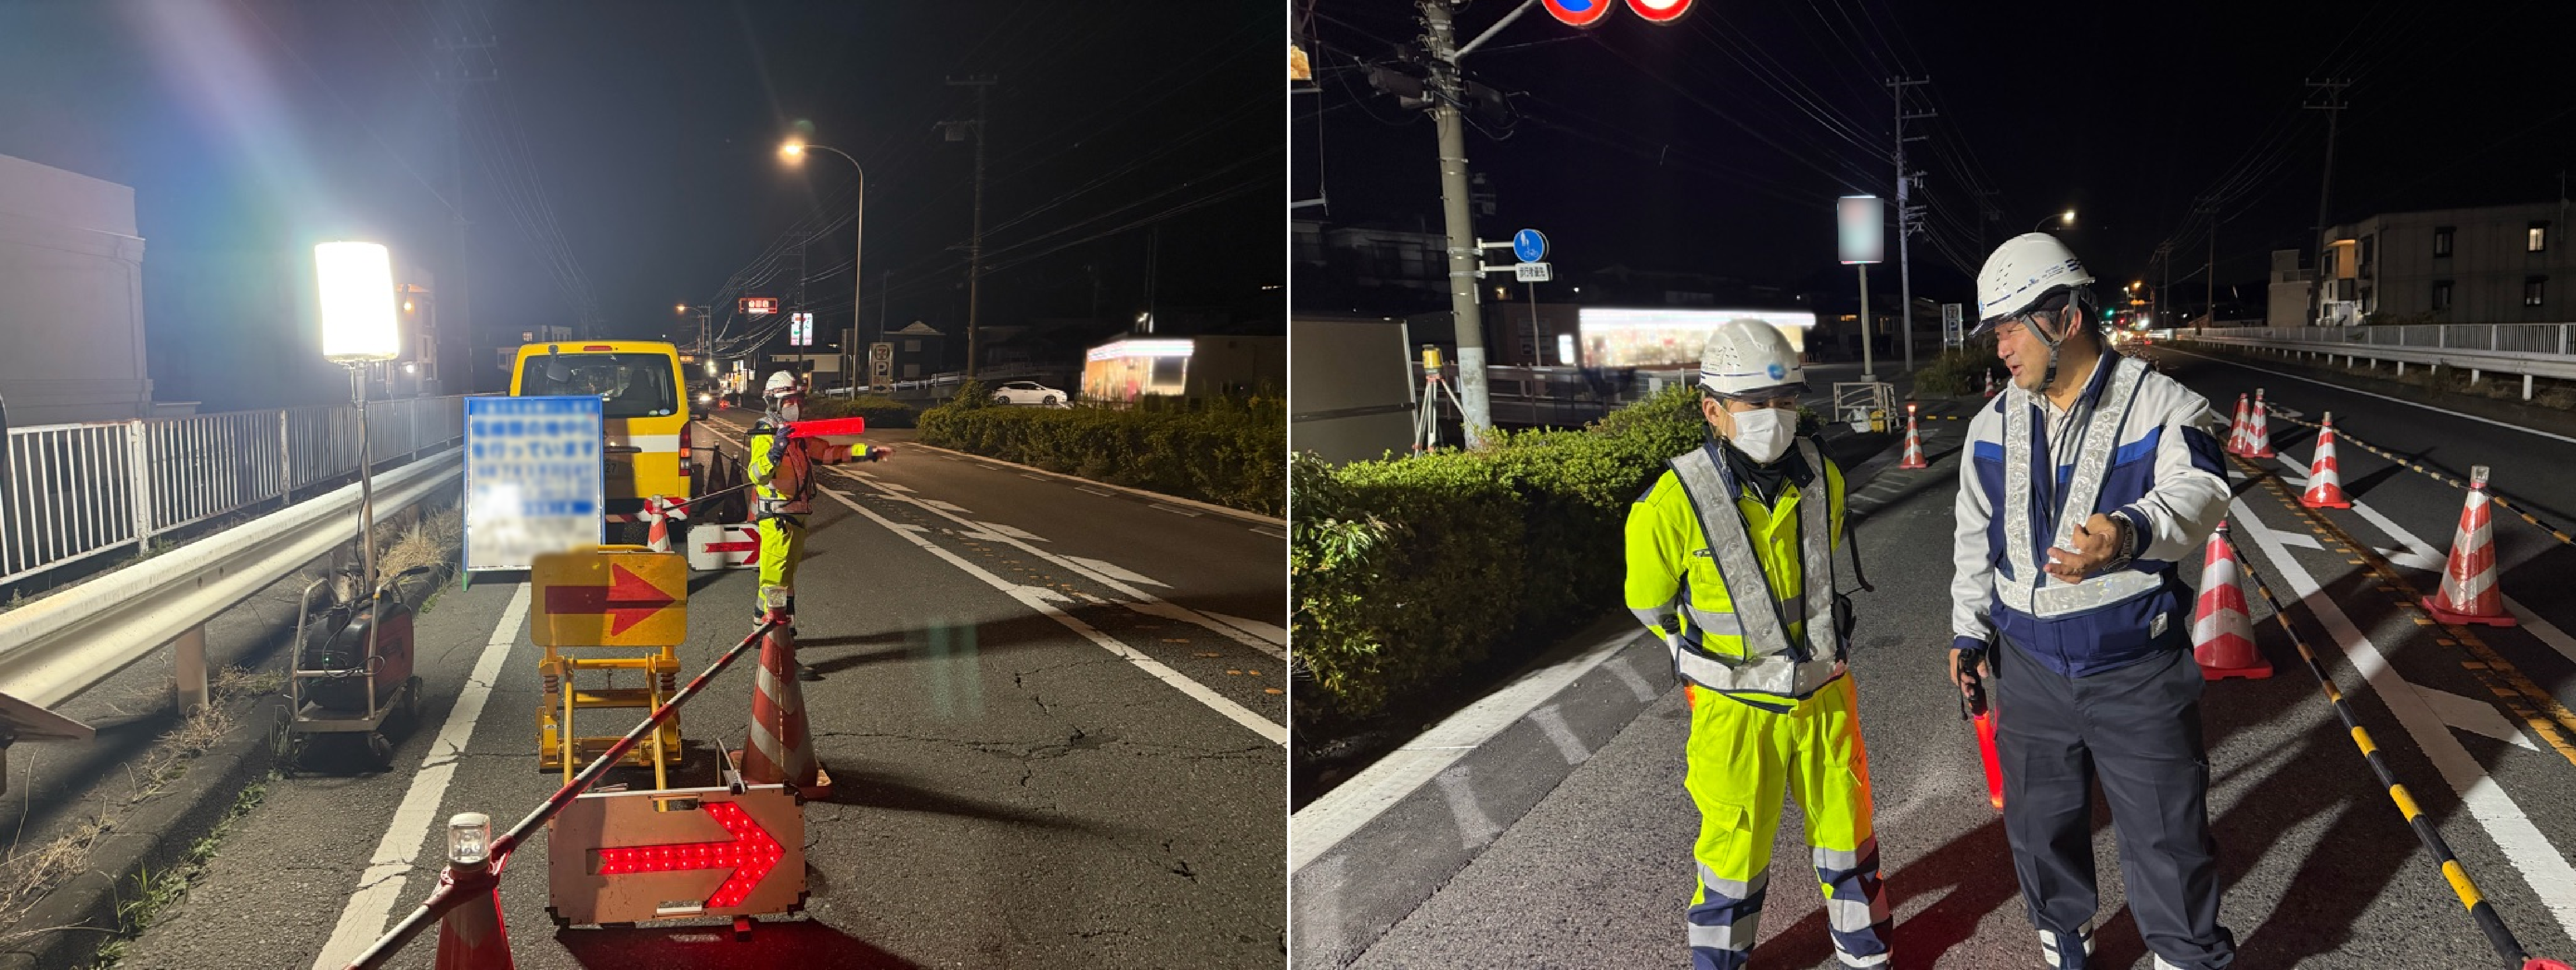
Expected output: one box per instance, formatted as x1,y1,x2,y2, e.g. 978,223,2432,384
2225,393,2251,455
2192,523,2273,680
1983,369,1997,397
2241,389,2277,458
2422,466,2518,627
642,495,685,553
742,618,835,798
1898,404,1929,469
2300,413,2354,509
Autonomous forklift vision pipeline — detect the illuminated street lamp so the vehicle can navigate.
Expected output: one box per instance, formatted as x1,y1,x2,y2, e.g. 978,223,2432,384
780,137,868,390
317,240,400,602
2035,209,2075,232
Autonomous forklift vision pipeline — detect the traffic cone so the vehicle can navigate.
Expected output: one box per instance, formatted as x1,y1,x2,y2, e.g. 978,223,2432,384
742,617,835,798
433,862,512,970
1898,404,1929,469
642,495,685,553
2422,466,2518,627
1983,369,1997,397
2192,523,2272,680
2299,412,2353,509
2241,389,2276,458
2224,393,2251,455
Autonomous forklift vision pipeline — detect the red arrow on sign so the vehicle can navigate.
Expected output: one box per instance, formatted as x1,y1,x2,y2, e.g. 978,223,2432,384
593,802,784,909
542,564,678,635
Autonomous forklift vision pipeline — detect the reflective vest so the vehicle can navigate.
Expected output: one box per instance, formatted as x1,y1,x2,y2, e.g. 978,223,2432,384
749,420,813,518
1996,355,2162,618
1626,437,1845,700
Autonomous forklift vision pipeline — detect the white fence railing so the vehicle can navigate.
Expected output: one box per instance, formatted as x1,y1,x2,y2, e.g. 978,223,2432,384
2178,324,2576,397
2,395,466,586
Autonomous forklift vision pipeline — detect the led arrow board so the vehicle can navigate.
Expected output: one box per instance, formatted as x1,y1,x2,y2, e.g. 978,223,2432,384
547,783,805,926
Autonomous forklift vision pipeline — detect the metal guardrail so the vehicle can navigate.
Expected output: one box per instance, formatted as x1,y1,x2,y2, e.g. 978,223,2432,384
2180,325,2576,392
2,396,465,586
0,448,461,712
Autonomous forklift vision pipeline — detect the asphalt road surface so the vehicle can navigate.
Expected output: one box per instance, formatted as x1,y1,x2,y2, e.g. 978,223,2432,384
115,412,1286,969
1322,348,2576,968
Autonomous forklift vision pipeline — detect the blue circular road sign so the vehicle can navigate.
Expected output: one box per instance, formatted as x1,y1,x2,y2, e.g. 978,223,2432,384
1512,228,1548,264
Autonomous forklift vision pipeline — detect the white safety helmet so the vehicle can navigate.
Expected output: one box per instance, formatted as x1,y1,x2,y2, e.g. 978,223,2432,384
1697,318,1806,400
763,370,801,400
1974,233,2102,389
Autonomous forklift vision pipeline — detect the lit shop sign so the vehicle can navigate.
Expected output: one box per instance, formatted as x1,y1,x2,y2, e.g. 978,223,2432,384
1577,308,1818,368
1082,339,1196,403
1085,339,1197,361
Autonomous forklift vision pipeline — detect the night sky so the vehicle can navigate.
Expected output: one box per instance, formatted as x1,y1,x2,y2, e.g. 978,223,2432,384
0,1,1279,408
1301,0,2576,316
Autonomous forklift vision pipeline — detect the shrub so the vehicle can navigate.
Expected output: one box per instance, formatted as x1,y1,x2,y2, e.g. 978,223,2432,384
1913,345,2003,397
1292,384,1710,728
802,393,917,428
915,396,1285,515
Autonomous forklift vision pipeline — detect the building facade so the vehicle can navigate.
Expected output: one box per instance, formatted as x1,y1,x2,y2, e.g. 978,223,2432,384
2320,201,2576,324
0,153,155,425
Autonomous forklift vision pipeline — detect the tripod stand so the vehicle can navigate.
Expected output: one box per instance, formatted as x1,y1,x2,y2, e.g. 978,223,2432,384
1412,366,1469,453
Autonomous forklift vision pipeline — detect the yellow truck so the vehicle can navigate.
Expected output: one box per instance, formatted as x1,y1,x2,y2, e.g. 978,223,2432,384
508,340,701,543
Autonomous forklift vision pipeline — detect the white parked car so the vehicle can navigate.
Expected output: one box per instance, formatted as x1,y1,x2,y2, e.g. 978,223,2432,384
990,380,1068,406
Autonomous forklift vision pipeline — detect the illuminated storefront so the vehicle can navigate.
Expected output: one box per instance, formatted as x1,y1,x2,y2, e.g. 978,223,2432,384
1081,338,1197,403
1576,307,1816,369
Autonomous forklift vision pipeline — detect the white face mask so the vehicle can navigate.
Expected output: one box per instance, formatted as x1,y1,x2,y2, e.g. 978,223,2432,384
1726,407,1795,464
776,399,801,423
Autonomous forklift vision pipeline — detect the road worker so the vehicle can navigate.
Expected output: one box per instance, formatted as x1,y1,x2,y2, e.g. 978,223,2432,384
748,370,885,674
1624,319,1888,970
1949,233,2233,969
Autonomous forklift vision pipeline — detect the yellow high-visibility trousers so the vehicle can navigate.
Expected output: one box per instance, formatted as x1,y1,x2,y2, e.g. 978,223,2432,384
1683,676,1890,969
755,516,804,614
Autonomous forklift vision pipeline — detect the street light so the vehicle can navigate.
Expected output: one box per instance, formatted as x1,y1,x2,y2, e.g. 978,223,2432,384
2035,209,2075,232
316,241,400,612
780,138,867,391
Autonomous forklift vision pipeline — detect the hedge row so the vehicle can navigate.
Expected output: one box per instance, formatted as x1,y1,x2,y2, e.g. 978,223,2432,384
801,393,918,428
915,384,1285,515
1291,385,1709,727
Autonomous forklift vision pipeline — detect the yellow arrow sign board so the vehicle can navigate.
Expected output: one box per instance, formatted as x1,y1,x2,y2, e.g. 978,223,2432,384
531,549,689,648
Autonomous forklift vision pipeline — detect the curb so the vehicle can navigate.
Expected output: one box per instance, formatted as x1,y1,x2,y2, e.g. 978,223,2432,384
895,438,1286,527
0,693,285,970
1286,427,1912,968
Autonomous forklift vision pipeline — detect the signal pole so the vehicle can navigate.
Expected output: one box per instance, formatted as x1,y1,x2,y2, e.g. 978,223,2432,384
1889,77,1931,370
1420,0,1492,439
947,75,996,377
2305,78,2349,323
436,12,493,386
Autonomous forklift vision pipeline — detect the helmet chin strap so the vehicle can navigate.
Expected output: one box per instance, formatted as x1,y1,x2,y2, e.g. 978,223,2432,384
2029,305,2076,392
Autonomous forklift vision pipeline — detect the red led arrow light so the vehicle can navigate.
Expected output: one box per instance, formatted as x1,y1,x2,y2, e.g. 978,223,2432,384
542,563,678,635
594,802,784,909
1625,0,1694,22
785,416,867,438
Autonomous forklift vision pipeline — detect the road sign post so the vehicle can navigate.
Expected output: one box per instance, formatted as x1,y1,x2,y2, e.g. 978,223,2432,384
1942,303,1965,349
463,396,605,576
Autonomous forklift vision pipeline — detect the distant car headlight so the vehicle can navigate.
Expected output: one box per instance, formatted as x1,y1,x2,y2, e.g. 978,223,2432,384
698,393,712,404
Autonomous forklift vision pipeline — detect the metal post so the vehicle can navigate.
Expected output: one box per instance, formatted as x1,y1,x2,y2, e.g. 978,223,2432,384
1423,0,1491,440
127,420,151,555
351,367,378,609
1527,281,1540,367
1859,264,1874,382
174,623,208,714
279,409,293,508
1890,77,1929,373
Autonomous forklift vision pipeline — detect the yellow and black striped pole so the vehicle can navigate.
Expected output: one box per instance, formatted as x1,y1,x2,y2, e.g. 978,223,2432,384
2262,406,2576,547
2223,528,2555,969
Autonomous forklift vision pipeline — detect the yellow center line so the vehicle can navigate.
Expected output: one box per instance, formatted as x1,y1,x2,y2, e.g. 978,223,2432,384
2234,456,2576,767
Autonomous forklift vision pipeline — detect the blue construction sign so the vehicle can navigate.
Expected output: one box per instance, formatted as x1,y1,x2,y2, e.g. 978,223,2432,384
463,395,605,573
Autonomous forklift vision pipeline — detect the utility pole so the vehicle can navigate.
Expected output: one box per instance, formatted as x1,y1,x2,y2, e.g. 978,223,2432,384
1889,77,1931,371
435,10,493,387
2206,208,2218,327
946,75,996,378
1420,0,1492,439
2155,240,2171,328
2305,78,2350,322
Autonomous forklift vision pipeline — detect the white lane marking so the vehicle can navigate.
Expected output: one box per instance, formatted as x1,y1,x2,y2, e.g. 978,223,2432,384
2288,455,2576,671
874,481,914,493
1021,473,1048,481
312,585,531,970
1151,503,1204,518
1290,621,1642,871
974,521,1048,542
1202,611,1288,648
2376,546,2447,572
1063,555,1166,588
1253,526,1286,539
2421,687,2541,751
1527,704,1592,765
2231,496,2576,935
2170,345,2576,445
1077,486,1116,498
819,485,1283,744
1607,655,1663,702
922,499,972,514
702,424,1285,661
2269,529,2324,550
1433,766,1504,850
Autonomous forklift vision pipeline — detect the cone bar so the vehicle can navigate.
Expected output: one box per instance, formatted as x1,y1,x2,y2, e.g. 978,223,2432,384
2422,465,2518,627
1898,403,1929,469
2192,522,2272,680
2300,412,2353,509
2241,389,2276,458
